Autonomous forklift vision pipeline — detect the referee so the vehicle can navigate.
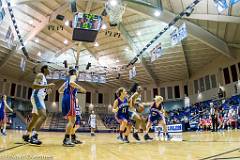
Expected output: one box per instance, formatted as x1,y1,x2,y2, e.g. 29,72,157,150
210,104,218,132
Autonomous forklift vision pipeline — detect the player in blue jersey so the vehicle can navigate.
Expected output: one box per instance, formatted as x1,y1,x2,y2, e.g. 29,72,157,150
0,95,13,136
22,65,55,145
58,68,86,147
113,87,132,143
144,96,171,141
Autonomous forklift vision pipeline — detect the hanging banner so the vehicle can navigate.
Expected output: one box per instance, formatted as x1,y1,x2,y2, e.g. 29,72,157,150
129,66,137,80
213,0,228,13
230,0,240,5
5,26,14,47
20,58,26,72
178,23,188,42
5,26,12,40
0,3,6,24
170,23,188,46
170,29,179,46
47,70,107,83
150,43,163,62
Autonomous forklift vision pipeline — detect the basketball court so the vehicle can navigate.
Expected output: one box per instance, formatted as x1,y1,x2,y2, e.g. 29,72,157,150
0,131,240,160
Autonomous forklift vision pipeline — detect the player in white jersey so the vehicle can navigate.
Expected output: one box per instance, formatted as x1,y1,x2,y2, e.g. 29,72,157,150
88,110,96,136
22,65,55,145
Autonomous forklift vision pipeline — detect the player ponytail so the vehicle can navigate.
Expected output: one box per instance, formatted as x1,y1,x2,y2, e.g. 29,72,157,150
116,87,125,97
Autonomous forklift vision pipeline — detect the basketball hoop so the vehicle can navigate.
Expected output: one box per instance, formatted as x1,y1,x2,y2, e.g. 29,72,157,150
105,0,126,26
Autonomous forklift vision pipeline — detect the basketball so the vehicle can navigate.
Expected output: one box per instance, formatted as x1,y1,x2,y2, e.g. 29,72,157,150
136,104,144,113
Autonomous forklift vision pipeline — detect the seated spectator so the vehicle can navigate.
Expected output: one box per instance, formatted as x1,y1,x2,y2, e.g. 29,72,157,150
227,111,237,129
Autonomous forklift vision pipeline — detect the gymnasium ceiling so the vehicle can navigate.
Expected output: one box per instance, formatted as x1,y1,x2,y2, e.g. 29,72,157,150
0,0,239,89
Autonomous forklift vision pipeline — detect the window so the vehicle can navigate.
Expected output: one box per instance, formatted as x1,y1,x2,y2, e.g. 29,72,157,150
98,93,103,104
199,78,205,92
211,74,217,88
153,88,158,98
205,75,211,90
27,88,32,100
86,92,91,103
184,85,188,96
160,87,165,99
22,86,27,99
0,80,3,94
167,87,173,99
16,85,22,97
223,67,231,84
238,62,240,74
230,65,238,82
10,83,16,96
174,86,180,98
55,90,59,102
194,80,199,94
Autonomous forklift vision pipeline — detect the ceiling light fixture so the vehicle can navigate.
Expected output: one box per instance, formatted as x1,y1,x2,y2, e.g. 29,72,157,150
29,20,34,24
35,38,39,43
37,51,41,56
154,10,161,17
94,42,99,47
65,20,69,26
101,23,107,30
109,0,117,6
64,39,68,45
136,31,141,36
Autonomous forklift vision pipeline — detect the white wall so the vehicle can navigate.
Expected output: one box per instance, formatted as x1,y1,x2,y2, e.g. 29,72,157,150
0,75,32,100
188,48,240,104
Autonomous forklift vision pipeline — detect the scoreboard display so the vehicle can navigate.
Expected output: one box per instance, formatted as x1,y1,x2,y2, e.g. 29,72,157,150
72,13,102,42
73,13,102,31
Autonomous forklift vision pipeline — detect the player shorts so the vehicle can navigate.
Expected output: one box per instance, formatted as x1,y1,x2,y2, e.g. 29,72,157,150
31,95,46,114
90,122,96,129
0,112,7,125
148,113,165,125
115,113,129,123
75,115,81,126
62,93,76,118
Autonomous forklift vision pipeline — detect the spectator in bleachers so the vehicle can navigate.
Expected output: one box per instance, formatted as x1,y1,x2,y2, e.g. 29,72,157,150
227,110,237,129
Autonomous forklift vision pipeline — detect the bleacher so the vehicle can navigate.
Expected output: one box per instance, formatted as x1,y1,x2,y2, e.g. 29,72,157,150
11,94,239,132
99,114,118,130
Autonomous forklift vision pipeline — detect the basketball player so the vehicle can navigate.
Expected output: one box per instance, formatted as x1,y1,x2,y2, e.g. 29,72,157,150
0,95,13,136
144,96,171,141
88,110,96,136
129,85,145,141
113,87,131,143
59,68,86,147
22,65,55,145
70,98,82,144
